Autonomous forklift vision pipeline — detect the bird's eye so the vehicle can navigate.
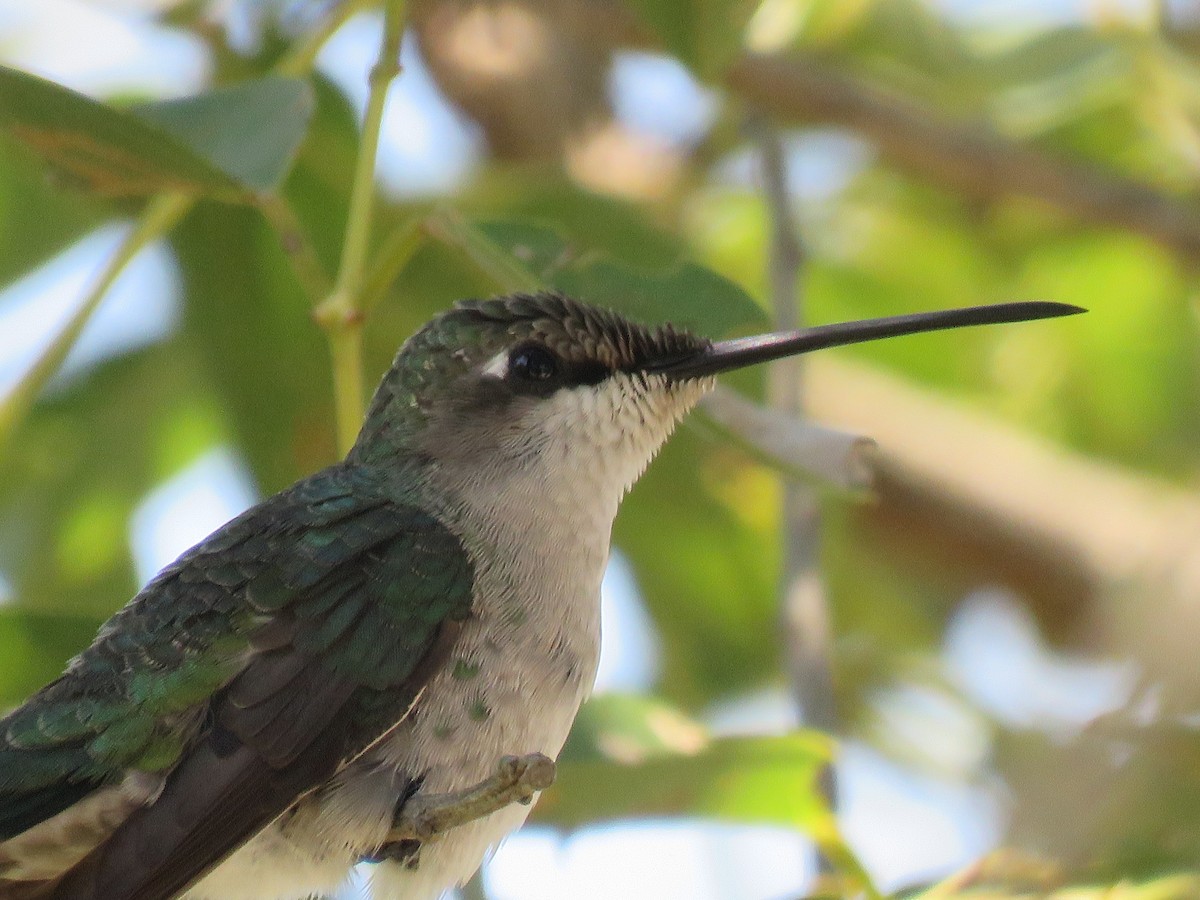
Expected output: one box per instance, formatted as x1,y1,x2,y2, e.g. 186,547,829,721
509,345,559,382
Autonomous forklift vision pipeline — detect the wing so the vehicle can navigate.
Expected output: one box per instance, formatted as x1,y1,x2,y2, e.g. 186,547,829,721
0,463,474,900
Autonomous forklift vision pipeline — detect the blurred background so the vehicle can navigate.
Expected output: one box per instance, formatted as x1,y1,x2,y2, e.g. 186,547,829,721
2,0,1200,897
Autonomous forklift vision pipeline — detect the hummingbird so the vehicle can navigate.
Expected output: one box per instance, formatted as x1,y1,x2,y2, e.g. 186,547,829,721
0,291,1081,900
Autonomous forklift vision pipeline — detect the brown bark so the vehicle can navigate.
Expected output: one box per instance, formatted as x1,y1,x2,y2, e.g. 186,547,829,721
409,0,634,161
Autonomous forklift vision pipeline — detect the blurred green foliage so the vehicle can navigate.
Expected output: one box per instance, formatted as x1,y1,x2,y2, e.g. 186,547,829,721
2,0,1200,896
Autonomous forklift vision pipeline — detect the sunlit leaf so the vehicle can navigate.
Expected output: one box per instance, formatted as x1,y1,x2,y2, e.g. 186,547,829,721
540,733,832,828
543,695,876,890
561,693,713,763
545,706,878,891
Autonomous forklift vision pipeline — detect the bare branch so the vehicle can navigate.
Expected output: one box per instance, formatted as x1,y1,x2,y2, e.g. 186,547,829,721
747,116,845,839
806,355,1200,678
698,387,875,492
728,53,1200,262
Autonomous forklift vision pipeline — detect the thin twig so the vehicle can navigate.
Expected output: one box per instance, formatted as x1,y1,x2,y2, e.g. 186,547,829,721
751,115,842,846
259,194,333,304
359,216,426,314
698,386,875,492
0,193,190,455
275,0,380,77
314,0,408,454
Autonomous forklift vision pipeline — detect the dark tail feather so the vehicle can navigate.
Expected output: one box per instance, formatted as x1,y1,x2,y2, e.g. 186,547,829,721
0,781,100,845
49,708,353,900
1,774,167,900
0,876,61,899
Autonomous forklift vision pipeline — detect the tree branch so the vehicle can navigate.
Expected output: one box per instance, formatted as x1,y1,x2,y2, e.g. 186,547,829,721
750,117,843,841
728,53,1200,262
805,355,1200,661
698,387,874,492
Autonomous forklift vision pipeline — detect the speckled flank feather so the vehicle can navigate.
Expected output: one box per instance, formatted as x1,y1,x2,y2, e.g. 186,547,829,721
0,292,713,900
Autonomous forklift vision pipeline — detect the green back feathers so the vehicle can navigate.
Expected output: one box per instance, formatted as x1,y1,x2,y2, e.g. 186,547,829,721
0,460,474,842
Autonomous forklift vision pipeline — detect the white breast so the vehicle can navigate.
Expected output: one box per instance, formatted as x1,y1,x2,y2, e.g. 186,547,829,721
186,505,605,900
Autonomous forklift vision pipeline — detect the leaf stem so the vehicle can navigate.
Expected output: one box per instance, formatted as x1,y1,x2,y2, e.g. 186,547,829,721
423,206,543,294
315,0,407,454
276,0,380,77
259,194,333,304
0,193,190,454
359,216,426,314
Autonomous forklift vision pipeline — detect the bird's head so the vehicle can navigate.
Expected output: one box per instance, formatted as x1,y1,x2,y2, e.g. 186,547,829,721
353,291,1082,508
352,292,714,501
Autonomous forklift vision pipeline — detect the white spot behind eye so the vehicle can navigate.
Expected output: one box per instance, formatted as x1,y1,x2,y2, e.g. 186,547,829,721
481,349,509,380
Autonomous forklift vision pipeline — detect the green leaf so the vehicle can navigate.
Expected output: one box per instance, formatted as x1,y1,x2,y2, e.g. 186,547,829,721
426,209,542,294
540,701,876,893
0,67,313,200
133,77,314,194
556,258,763,337
547,693,833,826
541,733,832,828
171,202,337,492
0,65,244,200
0,343,221,628
0,132,104,292
466,170,684,268
475,219,767,336
543,695,877,893
560,693,714,763
621,0,758,80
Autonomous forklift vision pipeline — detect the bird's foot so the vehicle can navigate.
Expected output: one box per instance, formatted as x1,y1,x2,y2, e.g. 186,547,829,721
372,752,555,858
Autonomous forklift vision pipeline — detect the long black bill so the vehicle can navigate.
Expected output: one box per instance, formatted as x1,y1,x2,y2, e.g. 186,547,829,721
645,301,1085,379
